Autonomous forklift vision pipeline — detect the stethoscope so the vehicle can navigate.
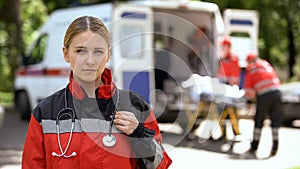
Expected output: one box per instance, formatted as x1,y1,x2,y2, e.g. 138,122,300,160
52,86,119,158
102,88,119,147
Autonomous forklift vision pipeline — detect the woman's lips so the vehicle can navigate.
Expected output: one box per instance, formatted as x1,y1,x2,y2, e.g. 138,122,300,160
82,69,97,72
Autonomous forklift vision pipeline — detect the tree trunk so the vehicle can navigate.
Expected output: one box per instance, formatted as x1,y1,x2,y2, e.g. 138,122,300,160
0,0,24,91
287,17,296,78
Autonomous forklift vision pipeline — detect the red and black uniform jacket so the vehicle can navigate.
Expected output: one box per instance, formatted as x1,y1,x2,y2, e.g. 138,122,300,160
217,52,240,86
22,68,172,169
244,59,281,98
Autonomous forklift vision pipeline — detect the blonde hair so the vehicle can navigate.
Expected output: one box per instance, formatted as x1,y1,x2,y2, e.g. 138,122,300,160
63,16,110,49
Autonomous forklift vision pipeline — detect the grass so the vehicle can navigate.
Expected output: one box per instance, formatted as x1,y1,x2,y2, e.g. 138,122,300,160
0,92,13,107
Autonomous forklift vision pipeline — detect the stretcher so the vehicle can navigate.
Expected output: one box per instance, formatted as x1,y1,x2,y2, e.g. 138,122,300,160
181,74,246,143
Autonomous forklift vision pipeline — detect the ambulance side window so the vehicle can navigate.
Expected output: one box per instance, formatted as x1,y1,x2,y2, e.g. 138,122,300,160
26,34,48,65
120,26,143,58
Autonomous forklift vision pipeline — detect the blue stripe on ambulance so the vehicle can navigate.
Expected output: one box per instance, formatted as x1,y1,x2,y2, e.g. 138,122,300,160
123,71,150,103
121,12,146,19
230,19,253,26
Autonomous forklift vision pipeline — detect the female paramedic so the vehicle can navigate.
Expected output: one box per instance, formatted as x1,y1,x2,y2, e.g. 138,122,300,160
22,16,172,169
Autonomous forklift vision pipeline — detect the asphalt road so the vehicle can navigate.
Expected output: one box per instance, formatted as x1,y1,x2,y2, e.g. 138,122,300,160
1,107,300,169
159,120,300,169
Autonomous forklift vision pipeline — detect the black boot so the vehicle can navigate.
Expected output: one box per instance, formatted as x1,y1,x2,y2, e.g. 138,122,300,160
270,140,278,156
251,140,259,151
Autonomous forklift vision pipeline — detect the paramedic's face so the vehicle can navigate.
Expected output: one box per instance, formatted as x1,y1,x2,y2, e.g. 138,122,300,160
63,31,110,84
221,44,231,56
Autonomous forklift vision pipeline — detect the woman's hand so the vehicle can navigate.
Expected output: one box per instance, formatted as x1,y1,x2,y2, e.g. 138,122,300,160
114,111,139,135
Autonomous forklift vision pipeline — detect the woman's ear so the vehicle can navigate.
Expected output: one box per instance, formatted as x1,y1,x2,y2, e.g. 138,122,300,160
63,47,70,63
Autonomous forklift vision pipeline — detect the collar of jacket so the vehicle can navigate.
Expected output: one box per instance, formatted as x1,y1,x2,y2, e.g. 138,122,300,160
246,59,266,71
68,68,116,100
223,52,238,61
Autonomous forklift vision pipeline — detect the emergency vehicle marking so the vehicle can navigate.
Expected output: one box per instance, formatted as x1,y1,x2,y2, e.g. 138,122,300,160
230,19,253,26
18,67,70,76
121,12,146,19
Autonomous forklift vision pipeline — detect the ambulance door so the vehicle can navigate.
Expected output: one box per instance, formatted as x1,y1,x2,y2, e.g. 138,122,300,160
112,4,154,103
223,9,259,88
223,9,259,68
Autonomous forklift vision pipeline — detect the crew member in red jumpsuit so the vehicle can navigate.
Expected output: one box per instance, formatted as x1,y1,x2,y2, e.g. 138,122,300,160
243,52,282,158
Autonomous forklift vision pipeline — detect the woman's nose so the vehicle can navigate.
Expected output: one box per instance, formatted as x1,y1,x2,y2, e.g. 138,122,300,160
86,53,96,65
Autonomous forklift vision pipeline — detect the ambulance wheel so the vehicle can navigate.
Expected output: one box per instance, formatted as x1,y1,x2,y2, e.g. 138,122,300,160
16,91,31,120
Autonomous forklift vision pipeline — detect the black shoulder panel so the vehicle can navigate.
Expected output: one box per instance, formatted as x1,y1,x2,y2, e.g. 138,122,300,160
32,88,66,122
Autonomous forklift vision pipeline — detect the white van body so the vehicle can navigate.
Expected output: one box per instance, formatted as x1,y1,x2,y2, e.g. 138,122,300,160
14,1,241,124
223,9,259,68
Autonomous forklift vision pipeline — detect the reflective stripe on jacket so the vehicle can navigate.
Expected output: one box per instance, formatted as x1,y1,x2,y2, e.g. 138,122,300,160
244,59,281,98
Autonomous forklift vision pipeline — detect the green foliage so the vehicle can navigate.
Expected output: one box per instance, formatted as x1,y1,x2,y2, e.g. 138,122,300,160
288,166,300,169
0,0,47,92
0,0,5,8
21,0,48,48
292,56,300,81
0,22,13,92
41,0,117,14
0,92,13,107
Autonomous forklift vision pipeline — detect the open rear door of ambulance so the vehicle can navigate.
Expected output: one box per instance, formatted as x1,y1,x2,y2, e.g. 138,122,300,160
111,3,154,103
223,9,259,88
223,9,259,68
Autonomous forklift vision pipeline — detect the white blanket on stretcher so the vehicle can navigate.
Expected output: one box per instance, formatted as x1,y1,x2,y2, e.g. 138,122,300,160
181,74,245,102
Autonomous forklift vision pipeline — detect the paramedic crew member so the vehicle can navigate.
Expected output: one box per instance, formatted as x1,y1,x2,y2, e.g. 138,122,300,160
217,36,241,139
217,36,240,86
22,16,172,169
243,53,282,158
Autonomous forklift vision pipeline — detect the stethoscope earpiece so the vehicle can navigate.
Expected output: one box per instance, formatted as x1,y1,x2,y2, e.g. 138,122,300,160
52,151,76,158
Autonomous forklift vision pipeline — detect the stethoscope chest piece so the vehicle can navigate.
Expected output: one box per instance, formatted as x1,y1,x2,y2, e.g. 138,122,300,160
103,134,117,147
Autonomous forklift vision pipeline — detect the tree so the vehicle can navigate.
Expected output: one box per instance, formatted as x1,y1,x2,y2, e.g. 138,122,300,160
279,0,300,78
0,0,23,91
41,0,115,14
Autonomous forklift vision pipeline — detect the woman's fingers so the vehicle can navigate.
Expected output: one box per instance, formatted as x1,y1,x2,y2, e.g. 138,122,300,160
114,111,139,135
115,111,131,119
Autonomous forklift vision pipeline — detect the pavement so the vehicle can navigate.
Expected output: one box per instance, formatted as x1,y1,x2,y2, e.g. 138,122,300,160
159,120,300,169
1,106,300,169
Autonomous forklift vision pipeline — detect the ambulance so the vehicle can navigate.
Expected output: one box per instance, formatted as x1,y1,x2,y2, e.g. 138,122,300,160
14,1,258,132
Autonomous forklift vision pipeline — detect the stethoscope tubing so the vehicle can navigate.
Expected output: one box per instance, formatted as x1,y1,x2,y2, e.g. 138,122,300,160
52,88,76,158
52,86,120,158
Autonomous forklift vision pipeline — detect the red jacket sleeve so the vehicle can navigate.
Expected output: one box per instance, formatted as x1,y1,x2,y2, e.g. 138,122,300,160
22,115,46,169
144,110,172,169
244,69,256,99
